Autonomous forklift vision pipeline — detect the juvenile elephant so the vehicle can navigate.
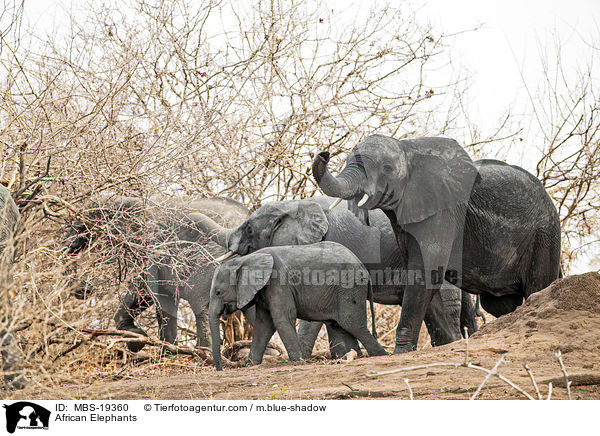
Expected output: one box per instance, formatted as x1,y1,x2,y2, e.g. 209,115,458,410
64,196,248,350
194,196,477,358
313,135,562,353
209,242,387,370
0,184,26,389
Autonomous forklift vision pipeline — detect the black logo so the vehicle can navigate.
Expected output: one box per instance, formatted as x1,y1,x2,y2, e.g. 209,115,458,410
3,402,50,434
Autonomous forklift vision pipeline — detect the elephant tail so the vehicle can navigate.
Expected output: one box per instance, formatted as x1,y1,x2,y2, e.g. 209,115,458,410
474,295,486,325
368,279,377,339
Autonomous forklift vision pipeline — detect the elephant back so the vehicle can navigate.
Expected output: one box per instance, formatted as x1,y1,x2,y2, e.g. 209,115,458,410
184,197,249,227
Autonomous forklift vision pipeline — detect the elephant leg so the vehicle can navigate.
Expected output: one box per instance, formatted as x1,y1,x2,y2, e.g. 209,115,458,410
395,215,456,353
395,281,435,353
338,322,387,357
269,311,302,362
460,291,479,335
479,293,523,318
114,280,154,352
0,330,26,390
194,307,210,348
423,285,462,347
326,324,363,359
155,293,179,344
242,305,256,326
297,320,322,359
248,305,276,366
114,289,153,332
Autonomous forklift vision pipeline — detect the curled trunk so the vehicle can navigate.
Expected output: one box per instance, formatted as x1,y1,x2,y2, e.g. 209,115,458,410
311,151,360,199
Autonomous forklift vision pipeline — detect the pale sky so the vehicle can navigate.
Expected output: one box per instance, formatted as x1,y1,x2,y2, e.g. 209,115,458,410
19,0,600,138
417,0,599,133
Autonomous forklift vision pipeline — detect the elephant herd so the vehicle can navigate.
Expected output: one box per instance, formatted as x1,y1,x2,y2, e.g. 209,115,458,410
1,135,562,386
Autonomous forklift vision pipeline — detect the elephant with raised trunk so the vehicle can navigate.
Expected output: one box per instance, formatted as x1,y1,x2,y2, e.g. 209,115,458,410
209,242,387,370
64,196,248,350
312,134,561,353
195,196,478,358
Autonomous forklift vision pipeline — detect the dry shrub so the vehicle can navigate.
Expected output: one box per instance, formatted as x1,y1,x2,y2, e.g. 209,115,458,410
0,0,593,391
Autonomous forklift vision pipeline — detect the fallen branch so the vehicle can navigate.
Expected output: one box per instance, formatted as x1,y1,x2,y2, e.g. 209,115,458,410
329,390,401,399
222,340,284,360
471,354,505,400
53,328,214,362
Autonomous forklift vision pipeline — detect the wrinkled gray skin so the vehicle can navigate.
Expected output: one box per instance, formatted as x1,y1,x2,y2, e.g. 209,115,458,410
65,196,248,351
313,134,561,353
195,197,477,359
0,185,26,389
209,242,387,370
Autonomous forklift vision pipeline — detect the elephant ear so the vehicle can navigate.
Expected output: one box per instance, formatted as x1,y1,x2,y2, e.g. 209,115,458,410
396,138,480,224
236,253,274,308
272,200,329,245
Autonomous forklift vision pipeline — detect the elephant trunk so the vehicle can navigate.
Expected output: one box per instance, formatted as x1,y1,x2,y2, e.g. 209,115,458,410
185,213,233,248
312,151,361,199
209,301,224,371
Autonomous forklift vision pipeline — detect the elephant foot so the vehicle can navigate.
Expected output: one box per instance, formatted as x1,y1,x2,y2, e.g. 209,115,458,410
393,345,416,354
394,328,417,353
118,326,148,353
394,328,418,354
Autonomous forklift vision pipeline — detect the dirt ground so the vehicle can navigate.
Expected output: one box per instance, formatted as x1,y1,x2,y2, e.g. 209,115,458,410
8,273,600,400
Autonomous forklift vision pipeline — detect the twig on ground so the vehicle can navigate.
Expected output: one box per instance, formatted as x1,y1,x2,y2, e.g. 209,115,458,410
342,382,357,391
524,364,542,400
471,354,506,400
366,336,535,400
366,360,534,400
404,378,413,400
464,327,469,365
555,350,572,400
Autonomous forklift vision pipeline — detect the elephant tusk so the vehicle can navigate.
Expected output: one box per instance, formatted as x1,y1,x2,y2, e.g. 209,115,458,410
215,251,237,262
357,193,369,207
329,198,343,210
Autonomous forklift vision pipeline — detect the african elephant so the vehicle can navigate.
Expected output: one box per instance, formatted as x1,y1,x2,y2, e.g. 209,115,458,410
209,242,387,370
312,134,562,353
64,196,248,351
0,184,26,389
196,196,477,358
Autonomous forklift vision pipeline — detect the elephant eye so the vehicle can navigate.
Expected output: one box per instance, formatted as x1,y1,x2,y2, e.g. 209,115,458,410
246,225,253,235
383,164,394,174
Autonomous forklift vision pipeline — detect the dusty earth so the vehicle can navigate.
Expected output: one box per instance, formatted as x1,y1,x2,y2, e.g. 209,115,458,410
8,273,600,400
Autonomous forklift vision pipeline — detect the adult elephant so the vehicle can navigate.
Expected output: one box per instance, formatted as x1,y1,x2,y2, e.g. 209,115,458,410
312,134,561,353
64,196,249,351
0,185,26,389
193,196,478,358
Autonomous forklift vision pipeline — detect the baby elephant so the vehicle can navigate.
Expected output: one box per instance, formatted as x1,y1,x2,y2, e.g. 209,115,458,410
209,241,387,370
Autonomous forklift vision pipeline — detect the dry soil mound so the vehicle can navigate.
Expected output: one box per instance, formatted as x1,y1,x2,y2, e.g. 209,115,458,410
477,272,600,337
